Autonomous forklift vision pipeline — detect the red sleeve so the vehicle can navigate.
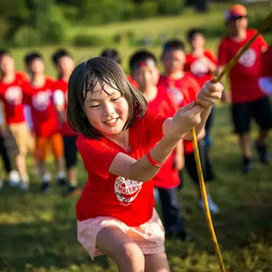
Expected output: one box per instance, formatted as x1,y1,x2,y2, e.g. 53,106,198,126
205,49,217,65
217,39,229,66
77,135,120,179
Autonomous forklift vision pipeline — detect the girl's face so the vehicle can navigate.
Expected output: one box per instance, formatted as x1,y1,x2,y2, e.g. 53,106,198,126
132,65,159,90
162,50,185,75
83,82,129,137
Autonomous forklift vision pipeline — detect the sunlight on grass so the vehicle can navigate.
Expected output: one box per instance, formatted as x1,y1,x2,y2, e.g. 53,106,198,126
0,211,53,224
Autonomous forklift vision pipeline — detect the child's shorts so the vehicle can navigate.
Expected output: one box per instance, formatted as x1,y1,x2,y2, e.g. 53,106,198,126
8,122,34,156
35,133,64,160
77,208,165,260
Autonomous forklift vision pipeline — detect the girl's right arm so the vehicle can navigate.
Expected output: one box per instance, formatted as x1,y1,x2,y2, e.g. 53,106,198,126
109,102,203,182
109,80,223,182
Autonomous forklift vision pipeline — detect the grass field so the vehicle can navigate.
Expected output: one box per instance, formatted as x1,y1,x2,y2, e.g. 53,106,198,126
0,105,271,272
1,1,272,271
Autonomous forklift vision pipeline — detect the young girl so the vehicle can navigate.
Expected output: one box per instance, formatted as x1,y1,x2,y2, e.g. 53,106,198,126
67,57,223,271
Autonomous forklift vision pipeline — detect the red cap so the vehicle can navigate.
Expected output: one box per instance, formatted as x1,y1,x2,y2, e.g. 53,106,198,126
225,4,247,21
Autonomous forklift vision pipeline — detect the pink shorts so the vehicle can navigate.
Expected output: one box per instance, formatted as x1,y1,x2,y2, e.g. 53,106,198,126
77,208,165,260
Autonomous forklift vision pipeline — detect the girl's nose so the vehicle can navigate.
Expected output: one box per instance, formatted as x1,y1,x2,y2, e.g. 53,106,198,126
102,102,115,116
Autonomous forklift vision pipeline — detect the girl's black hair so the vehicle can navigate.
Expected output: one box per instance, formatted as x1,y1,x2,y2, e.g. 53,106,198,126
67,57,147,139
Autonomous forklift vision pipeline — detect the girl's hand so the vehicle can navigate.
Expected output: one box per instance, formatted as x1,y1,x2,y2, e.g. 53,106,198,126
196,80,223,108
166,102,203,138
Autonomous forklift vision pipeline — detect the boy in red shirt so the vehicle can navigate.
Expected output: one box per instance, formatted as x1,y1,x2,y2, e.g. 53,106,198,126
52,49,81,197
23,52,66,193
217,4,272,173
259,44,272,95
129,50,187,240
0,49,33,190
185,29,217,88
158,39,219,213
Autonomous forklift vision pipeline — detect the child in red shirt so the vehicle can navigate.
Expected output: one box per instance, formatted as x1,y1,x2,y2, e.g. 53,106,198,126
23,52,66,193
259,44,272,95
186,28,217,181
217,4,272,172
185,29,217,88
0,49,33,190
158,39,219,214
67,57,223,270
129,50,187,240
52,49,81,197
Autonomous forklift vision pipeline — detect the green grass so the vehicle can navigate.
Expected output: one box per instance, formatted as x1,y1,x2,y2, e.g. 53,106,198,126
0,105,272,272
1,1,272,271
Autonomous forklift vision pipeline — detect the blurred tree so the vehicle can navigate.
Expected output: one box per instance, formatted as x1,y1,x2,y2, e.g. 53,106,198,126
4,0,68,46
185,0,210,12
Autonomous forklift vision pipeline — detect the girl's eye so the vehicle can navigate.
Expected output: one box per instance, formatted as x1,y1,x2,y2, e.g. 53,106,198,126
90,104,100,109
112,96,121,102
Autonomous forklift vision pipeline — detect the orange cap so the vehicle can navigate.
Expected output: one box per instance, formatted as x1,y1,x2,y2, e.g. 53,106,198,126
225,4,247,21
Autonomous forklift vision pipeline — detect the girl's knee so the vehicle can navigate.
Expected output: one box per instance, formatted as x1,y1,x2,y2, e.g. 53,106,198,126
116,242,145,272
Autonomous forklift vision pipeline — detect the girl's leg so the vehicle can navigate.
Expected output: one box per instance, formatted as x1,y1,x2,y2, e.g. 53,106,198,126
144,253,170,272
96,226,145,272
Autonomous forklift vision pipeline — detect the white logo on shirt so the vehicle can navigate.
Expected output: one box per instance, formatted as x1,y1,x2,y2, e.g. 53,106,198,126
191,58,209,75
239,48,256,67
5,86,23,105
32,90,51,111
167,87,184,105
114,176,143,206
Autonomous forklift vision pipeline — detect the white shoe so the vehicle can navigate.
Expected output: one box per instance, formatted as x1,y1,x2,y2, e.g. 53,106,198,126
198,197,219,214
8,170,20,187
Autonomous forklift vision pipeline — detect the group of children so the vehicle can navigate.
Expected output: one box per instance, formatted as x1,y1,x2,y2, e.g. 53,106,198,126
0,3,271,270
0,49,80,196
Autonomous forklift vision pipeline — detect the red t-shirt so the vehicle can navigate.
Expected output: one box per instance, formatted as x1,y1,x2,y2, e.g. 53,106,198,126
185,49,217,87
53,79,77,136
0,72,28,125
158,73,200,154
76,111,166,226
261,45,272,77
23,77,59,137
147,85,180,189
218,29,267,103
